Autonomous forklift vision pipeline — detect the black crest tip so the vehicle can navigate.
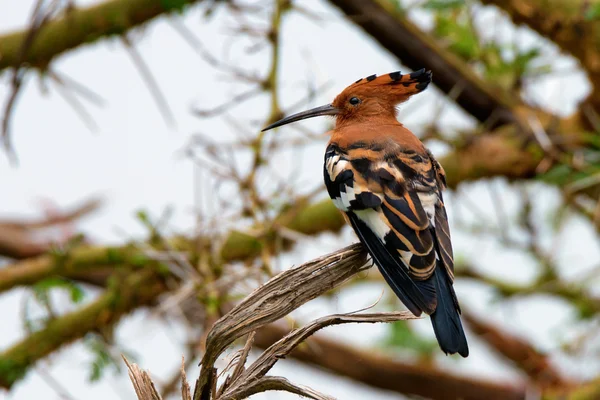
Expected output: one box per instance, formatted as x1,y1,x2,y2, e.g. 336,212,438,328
388,71,402,81
409,68,432,82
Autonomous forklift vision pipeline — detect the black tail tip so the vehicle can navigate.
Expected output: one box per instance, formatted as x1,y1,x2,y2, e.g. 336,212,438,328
431,317,469,358
432,316,469,358
430,267,469,358
440,343,469,358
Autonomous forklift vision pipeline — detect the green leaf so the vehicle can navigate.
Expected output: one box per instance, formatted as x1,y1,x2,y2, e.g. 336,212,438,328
104,247,120,263
160,0,187,13
135,209,152,227
584,3,600,20
33,277,86,304
204,294,221,315
129,253,149,267
84,336,124,382
538,164,573,185
423,0,465,10
434,15,479,60
0,357,27,386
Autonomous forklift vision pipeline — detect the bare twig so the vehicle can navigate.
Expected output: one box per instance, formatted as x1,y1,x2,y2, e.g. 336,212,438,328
160,345,197,399
36,365,78,400
48,70,99,132
2,0,61,162
121,35,175,128
228,332,255,382
194,243,368,399
123,355,162,400
181,357,192,400
220,376,334,400
220,311,416,399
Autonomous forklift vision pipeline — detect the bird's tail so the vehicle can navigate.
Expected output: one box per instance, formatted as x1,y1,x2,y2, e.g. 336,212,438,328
430,263,469,357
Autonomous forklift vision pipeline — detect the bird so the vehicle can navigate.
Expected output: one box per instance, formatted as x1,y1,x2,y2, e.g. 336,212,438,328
261,69,468,357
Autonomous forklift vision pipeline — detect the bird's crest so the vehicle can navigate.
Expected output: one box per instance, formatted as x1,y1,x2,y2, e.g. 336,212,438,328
336,68,432,105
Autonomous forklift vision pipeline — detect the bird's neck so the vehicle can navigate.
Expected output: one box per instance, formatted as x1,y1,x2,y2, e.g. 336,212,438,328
330,117,425,153
335,113,400,130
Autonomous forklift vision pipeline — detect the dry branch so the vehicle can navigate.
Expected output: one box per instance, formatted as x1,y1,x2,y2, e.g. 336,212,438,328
123,356,163,400
116,243,415,400
194,243,369,399
219,376,334,400
219,311,416,399
253,323,527,400
181,357,193,400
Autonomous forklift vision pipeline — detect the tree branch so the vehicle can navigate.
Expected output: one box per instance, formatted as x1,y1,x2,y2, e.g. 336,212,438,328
460,266,600,316
0,270,166,389
0,0,206,72
327,0,518,126
0,197,101,259
463,311,568,389
440,132,540,188
253,322,526,400
0,198,345,294
480,0,600,111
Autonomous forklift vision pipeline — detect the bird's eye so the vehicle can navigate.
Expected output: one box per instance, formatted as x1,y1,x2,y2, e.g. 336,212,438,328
349,97,361,105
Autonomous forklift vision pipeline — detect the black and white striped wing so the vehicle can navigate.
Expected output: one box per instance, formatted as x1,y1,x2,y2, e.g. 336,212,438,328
323,144,443,316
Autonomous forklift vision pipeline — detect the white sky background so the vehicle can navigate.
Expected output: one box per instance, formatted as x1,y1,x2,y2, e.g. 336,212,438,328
1,0,600,399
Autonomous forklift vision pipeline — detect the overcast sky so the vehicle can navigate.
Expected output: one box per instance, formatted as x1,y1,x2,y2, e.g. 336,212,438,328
1,1,599,399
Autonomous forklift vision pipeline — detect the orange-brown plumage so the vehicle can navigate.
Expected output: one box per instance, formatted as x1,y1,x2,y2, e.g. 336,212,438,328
262,69,469,357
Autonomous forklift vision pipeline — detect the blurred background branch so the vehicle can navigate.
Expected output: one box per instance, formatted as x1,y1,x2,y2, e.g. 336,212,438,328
2,0,600,399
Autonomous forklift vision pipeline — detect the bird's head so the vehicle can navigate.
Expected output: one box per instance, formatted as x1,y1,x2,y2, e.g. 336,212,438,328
262,69,432,132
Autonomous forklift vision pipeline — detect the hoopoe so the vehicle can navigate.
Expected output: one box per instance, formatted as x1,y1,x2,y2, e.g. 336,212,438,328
262,69,468,357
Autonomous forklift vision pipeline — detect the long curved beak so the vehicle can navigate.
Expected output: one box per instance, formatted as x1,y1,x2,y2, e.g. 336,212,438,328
261,104,340,132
